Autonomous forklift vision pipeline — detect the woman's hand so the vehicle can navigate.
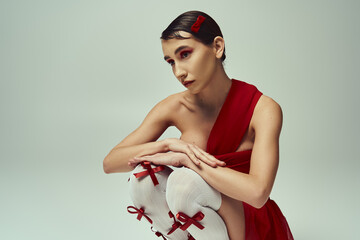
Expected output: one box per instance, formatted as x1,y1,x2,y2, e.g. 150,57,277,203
128,151,189,168
164,138,226,167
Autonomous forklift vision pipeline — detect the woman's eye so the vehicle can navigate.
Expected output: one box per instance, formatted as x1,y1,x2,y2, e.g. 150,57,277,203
180,50,192,59
167,60,174,66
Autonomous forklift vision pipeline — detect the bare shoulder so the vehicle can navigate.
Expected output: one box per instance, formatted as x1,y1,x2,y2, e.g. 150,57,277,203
155,91,187,125
251,95,283,135
253,95,282,116
115,91,186,147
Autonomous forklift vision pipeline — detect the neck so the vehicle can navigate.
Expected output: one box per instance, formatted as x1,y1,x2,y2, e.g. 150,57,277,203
189,64,232,113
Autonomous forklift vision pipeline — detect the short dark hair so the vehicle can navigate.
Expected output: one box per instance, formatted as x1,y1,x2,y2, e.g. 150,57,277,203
161,10,226,62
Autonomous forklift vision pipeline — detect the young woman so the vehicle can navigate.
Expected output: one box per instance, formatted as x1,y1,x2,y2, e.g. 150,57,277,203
103,10,294,240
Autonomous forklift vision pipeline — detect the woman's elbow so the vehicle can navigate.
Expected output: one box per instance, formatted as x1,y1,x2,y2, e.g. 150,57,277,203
250,188,269,209
103,157,113,174
103,156,134,173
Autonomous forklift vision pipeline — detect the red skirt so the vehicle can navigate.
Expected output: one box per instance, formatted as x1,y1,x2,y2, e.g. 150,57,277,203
243,199,294,240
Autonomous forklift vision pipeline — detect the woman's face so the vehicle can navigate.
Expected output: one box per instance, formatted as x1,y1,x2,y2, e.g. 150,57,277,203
161,31,218,93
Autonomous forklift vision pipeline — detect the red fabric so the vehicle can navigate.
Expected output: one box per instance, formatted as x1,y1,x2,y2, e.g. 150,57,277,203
206,79,294,240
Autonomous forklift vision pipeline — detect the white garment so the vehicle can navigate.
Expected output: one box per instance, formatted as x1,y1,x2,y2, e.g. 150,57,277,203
129,164,188,239
128,163,229,240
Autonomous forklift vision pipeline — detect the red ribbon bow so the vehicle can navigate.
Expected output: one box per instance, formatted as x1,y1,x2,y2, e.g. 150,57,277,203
151,227,167,240
191,15,206,33
133,161,165,186
127,206,153,224
167,211,183,235
176,211,205,231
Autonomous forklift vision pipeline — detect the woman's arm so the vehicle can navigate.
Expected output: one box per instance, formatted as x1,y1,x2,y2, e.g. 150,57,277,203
104,95,225,173
104,141,169,173
185,96,283,208
103,97,173,173
128,96,281,208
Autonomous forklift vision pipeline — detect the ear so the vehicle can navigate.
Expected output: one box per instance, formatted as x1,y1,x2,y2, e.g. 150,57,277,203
212,36,225,59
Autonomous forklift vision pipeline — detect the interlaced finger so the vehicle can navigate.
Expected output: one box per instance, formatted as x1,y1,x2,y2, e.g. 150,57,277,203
184,146,201,165
187,144,217,167
191,144,226,166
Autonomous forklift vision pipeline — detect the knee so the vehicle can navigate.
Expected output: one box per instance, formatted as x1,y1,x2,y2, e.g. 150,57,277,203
166,167,202,211
129,163,172,206
166,167,222,212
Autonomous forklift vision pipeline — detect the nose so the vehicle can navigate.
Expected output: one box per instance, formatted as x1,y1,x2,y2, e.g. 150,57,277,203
174,65,187,82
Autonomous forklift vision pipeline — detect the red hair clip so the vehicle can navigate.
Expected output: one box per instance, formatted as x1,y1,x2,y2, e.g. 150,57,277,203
191,15,206,33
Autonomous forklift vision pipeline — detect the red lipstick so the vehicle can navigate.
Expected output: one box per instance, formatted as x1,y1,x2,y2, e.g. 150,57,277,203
183,80,194,88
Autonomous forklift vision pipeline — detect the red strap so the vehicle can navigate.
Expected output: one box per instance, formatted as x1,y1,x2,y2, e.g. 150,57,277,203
176,211,205,231
151,227,167,240
188,234,195,240
155,231,166,240
167,211,182,235
127,206,153,224
133,161,165,186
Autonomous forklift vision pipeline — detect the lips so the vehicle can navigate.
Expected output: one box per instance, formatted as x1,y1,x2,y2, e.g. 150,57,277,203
183,80,195,87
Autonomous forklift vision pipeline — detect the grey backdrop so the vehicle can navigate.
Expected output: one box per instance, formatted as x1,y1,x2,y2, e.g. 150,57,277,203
1,0,359,239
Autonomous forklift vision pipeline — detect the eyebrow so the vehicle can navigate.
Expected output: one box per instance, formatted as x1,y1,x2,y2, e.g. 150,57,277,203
164,45,190,61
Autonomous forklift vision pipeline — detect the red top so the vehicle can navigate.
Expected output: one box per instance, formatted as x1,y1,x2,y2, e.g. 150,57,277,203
206,79,294,240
